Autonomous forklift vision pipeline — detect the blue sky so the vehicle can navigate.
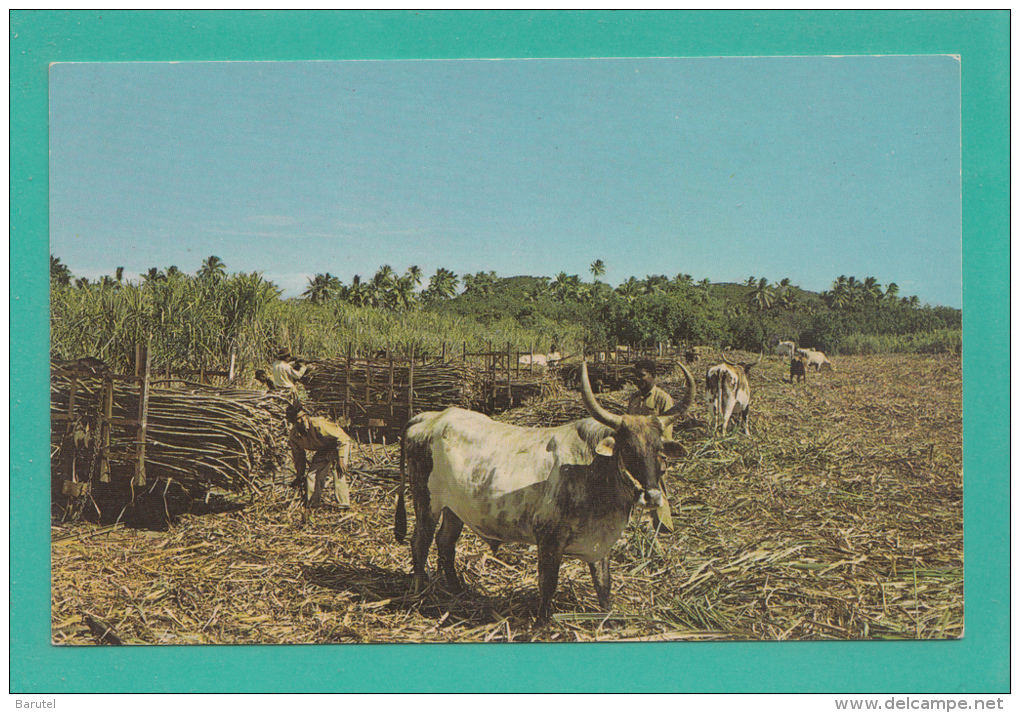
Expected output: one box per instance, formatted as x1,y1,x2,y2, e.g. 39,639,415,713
49,56,962,307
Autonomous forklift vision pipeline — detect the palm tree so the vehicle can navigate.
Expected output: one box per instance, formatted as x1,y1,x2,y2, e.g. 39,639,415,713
50,255,72,286
745,276,757,288
590,259,606,282
115,266,124,284
424,267,460,303
642,275,669,295
166,265,183,280
74,276,91,289
303,273,341,304
747,277,775,311
343,274,372,307
863,276,882,304
406,265,423,287
198,255,227,282
616,277,643,304
550,272,574,302
141,267,166,284
884,282,899,301
392,274,419,311
672,273,693,291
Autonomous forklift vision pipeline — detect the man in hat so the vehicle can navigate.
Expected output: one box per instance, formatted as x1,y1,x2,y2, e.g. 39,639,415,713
627,358,676,534
272,348,310,395
286,401,353,508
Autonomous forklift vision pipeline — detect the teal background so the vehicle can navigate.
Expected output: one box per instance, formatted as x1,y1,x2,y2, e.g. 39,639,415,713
10,11,1008,692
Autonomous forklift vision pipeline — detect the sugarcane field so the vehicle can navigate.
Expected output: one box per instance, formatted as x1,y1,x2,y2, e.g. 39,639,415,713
44,54,969,653
51,347,962,644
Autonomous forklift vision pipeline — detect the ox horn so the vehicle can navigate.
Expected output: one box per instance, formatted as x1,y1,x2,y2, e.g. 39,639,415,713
720,352,736,366
580,361,622,430
662,361,695,426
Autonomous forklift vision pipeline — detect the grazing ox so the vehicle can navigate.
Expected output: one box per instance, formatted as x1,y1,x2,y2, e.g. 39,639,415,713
774,341,796,359
789,356,807,383
395,361,695,618
796,348,833,372
705,353,761,435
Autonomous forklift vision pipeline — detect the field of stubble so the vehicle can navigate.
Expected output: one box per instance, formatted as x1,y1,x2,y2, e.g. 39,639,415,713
51,353,963,644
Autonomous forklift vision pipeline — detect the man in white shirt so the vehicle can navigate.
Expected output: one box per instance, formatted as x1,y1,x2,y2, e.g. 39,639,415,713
271,348,310,395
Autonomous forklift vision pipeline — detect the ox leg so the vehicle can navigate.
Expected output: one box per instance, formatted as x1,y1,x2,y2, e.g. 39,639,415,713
410,504,438,594
587,558,612,611
740,406,750,436
435,507,465,593
721,402,735,435
536,533,567,620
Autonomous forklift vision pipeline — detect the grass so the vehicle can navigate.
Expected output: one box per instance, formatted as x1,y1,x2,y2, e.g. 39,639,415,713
51,352,962,643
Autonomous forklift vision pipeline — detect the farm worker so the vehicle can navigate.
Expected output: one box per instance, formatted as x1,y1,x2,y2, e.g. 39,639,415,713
272,348,310,395
627,358,676,534
286,401,353,509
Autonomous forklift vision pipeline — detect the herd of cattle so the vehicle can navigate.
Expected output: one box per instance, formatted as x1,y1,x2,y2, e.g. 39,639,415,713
389,342,834,620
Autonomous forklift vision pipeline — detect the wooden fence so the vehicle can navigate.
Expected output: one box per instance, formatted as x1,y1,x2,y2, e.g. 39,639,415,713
51,345,152,497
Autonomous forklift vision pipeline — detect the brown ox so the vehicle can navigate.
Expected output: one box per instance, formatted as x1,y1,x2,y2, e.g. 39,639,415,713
790,356,807,383
395,361,695,618
705,353,761,436
796,348,833,372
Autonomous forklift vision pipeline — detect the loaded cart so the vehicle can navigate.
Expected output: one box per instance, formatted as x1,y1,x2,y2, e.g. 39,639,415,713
51,347,290,520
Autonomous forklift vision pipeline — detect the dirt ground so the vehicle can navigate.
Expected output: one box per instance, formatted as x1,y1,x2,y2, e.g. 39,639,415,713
51,353,963,644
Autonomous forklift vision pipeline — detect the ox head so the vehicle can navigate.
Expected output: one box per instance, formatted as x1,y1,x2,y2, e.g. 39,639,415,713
580,361,691,510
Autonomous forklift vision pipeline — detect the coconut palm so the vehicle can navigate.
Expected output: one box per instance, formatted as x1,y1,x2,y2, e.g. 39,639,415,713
642,275,669,295
590,259,606,282
50,255,73,286
198,255,226,282
616,277,643,304
406,265,423,287
747,277,775,311
863,276,882,304
303,273,341,304
141,267,166,284
424,267,460,303
392,274,419,311
343,275,372,307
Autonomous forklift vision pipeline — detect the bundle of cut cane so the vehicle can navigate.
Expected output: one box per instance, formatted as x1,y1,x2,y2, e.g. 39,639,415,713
51,366,290,494
301,357,484,415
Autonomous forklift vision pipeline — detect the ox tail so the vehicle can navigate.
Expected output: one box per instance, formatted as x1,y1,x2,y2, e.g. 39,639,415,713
394,424,408,544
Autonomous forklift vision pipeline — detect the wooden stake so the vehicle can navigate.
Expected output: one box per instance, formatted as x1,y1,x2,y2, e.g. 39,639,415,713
133,342,151,488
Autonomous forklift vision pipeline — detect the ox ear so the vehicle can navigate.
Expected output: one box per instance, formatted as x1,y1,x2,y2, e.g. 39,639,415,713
661,440,687,459
595,436,616,457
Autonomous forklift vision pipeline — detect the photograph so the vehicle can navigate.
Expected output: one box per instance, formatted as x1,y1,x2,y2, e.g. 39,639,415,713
11,10,1008,695
48,55,963,645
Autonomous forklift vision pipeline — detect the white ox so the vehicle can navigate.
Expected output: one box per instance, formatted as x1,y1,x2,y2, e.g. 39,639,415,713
774,341,796,358
395,361,695,619
517,351,562,368
706,353,761,436
796,348,833,371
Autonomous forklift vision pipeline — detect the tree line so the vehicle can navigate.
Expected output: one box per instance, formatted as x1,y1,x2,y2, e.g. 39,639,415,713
50,254,961,375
